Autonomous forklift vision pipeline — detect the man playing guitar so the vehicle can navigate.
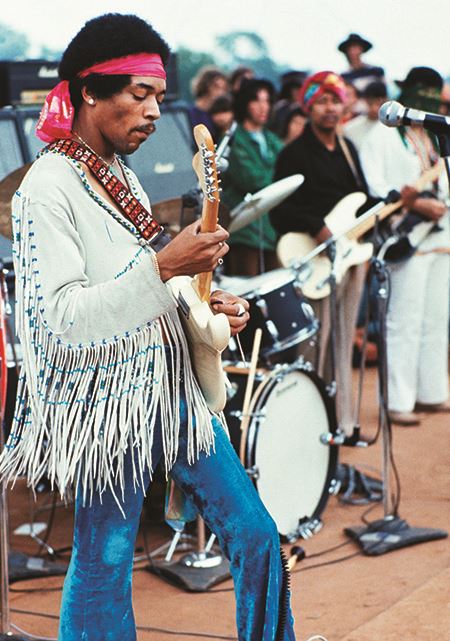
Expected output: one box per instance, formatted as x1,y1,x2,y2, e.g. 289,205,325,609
360,67,450,426
271,71,376,438
0,13,295,641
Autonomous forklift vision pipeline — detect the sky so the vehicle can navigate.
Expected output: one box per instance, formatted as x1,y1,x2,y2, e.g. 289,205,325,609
2,0,450,81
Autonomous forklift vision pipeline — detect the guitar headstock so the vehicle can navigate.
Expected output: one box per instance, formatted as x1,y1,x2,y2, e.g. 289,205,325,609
192,124,221,203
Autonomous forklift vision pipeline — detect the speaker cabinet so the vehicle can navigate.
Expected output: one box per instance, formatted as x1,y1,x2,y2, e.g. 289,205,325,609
0,60,59,107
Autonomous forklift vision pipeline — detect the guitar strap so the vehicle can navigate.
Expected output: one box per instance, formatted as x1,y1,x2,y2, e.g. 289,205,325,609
48,138,170,249
338,134,364,189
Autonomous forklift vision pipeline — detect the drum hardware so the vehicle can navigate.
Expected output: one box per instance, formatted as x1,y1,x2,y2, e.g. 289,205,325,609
225,269,320,362
246,465,259,481
286,518,323,544
149,515,231,591
328,478,341,496
320,429,345,446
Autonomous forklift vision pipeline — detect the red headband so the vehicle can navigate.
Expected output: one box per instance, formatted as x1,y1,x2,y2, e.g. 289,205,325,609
36,53,166,143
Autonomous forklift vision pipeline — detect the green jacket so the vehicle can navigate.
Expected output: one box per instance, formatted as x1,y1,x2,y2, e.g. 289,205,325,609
221,125,283,250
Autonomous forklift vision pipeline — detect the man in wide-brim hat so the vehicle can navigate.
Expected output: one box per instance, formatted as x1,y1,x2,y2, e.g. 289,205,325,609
339,32,384,95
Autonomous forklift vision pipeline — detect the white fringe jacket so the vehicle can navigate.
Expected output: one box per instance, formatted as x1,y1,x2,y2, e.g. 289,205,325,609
0,150,215,502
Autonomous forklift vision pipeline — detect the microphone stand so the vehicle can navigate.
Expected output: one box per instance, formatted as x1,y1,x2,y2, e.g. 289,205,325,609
344,229,448,553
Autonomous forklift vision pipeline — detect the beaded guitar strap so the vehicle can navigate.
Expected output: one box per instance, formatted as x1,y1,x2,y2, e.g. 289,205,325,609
49,138,168,247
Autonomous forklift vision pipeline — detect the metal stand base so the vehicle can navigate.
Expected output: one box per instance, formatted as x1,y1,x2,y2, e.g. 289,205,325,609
8,551,66,583
345,516,447,555
0,634,30,640
149,553,231,592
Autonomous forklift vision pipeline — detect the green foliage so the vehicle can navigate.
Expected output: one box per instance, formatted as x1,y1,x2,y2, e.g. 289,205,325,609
39,45,63,61
0,22,30,59
215,31,288,87
176,46,217,101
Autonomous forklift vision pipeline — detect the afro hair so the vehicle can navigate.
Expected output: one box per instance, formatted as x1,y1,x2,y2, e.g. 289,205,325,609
58,13,170,111
59,13,170,80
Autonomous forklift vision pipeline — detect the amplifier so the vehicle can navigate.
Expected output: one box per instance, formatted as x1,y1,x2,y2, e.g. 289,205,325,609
0,60,59,107
0,53,178,107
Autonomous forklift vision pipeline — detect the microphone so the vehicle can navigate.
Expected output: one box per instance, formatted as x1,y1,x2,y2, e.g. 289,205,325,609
379,100,450,135
215,121,238,173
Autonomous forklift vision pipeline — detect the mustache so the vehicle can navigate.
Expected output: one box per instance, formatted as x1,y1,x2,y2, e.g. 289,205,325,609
133,124,156,134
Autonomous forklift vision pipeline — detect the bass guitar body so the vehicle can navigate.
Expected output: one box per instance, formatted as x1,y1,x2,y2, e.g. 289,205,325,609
277,192,373,299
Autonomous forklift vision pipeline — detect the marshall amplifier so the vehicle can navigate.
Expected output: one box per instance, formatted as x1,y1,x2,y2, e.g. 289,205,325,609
0,54,178,107
0,60,59,107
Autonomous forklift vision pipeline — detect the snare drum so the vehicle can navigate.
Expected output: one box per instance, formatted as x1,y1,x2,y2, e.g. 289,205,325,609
224,360,338,539
226,269,319,359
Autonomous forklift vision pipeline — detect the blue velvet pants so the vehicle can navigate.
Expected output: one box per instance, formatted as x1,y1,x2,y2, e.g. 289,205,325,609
58,400,296,641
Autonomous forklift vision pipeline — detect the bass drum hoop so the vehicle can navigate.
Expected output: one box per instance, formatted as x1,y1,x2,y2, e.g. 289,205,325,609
242,361,338,537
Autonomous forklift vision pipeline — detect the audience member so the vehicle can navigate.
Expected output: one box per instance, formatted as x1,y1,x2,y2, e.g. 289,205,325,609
188,66,229,140
344,81,388,151
221,78,283,276
279,105,307,145
209,94,234,139
229,65,254,93
339,33,385,95
270,70,307,138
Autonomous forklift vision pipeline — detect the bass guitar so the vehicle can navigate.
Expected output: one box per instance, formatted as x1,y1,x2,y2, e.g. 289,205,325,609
168,125,230,413
277,162,443,299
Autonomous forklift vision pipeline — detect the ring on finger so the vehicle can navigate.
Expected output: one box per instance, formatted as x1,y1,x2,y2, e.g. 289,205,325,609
217,257,224,266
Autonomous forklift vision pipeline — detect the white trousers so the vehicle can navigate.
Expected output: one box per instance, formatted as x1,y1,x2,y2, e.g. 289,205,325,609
387,251,450,412
312,263,367,436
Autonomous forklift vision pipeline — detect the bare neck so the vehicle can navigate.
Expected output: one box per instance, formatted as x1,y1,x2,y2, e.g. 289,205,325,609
243,119,263,133
311,123,338,151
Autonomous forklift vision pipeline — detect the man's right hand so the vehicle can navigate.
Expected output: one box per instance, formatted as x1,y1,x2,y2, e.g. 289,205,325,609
155,221,229,282
412,197,447,222
314,225,333,245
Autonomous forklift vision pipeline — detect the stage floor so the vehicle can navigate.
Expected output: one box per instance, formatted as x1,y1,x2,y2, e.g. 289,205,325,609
5,367,449,641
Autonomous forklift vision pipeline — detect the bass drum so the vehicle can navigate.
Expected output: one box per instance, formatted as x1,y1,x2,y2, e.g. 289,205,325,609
224,360,338,539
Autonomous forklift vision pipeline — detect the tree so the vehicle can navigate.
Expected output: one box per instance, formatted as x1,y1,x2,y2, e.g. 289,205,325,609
176,46,217,102
215,31,287,86
0,22,29,59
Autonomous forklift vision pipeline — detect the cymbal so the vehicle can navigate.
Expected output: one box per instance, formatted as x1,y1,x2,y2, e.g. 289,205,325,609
228,174,304,234
0,163,32,239
152,197,230,236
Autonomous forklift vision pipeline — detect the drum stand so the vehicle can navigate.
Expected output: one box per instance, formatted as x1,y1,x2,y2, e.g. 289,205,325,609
344,240,448,553
148,516,230,592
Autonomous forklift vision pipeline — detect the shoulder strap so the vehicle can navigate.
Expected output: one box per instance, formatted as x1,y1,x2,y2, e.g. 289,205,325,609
337,134,364,189
49,139,167,247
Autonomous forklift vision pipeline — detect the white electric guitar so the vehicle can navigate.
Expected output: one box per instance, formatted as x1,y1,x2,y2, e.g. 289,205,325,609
277,162,444,299
168,125,230,412
277,192,373,299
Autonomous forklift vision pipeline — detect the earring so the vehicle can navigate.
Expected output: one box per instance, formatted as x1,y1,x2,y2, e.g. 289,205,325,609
88,98,95,105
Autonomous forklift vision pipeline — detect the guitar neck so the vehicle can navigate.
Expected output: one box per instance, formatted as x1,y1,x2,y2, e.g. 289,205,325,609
196,197,219,302
347,161,443,241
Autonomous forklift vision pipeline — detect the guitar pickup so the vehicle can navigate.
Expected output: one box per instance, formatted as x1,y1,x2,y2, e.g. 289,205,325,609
177,291,190,319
